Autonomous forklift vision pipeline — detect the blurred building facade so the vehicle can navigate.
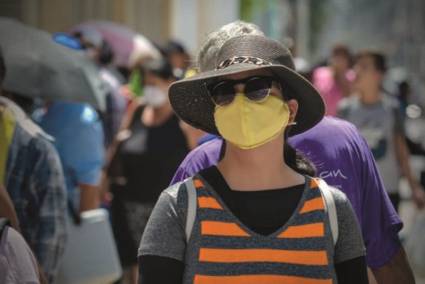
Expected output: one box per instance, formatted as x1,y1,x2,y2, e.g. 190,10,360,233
2,0,424,104
0,0,300,61
0,0,240,56
0,0,170,43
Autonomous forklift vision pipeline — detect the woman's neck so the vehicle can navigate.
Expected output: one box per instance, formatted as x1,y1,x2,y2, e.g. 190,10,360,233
217,136,304,191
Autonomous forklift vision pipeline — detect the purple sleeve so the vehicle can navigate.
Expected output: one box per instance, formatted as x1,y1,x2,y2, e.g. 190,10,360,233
170,139,222,185
356,127,403,268
170,166,191,185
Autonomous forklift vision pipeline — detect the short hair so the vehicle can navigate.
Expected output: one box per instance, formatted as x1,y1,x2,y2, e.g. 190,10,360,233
356,50,387,73
197,21,264,72
0,47,5,87
142,58,175,80
331,44,351,59
164,40,187,56
98,40,115,65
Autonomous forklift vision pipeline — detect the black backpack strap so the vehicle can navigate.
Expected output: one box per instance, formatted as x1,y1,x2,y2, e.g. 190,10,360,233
0,218,10,236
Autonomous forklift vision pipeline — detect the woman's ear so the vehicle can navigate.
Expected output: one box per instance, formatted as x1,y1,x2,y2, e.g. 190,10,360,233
287,99,298,124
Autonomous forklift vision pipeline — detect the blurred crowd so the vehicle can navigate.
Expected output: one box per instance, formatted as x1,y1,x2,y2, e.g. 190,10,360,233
1,17,425,284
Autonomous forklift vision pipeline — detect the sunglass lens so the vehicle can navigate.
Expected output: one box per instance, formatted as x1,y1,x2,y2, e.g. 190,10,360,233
245,77,273,102
211,81,235,106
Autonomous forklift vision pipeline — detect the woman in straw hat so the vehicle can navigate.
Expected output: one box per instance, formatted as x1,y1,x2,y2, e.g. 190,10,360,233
138,35,368,284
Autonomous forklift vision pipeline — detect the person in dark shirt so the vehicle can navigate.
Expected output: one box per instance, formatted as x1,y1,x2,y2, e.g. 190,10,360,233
108,58,188,283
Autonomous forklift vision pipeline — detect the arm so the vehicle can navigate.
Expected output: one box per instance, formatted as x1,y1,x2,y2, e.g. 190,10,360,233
391,103,425,208
139,255,184,284
372,247,415,284
394,133,425,208
79,183,100,212
138,187,187,282
62,111,105,213
333,188,368,284
351,123,415,282
336,256,369,284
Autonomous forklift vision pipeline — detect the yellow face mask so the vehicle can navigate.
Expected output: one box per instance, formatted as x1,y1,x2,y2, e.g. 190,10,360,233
214,93,290,149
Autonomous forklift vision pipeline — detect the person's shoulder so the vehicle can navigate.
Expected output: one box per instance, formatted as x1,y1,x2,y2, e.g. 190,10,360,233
327,184,349,205
338,95,358,110
163,180,185,199
381,93,401,110
313,66,332,78
318,116,357,131
0,97,53,142
318,178,348,201
8,119,58,164
309,116,361,141
192,138,222,155
318,179,352,213
163,175,206,210
13,126,63,186
158,180,192,224
180,138,222,166
26,129,57,155
290,116,365,154
336,95,360,119
162,179,190,209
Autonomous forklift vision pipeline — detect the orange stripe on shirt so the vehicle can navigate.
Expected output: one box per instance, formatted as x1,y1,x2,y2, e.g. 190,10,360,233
300,197,325,214
201,221,250,237
310,178,320,189
194,274,332,284
193,179,204,189
278,222,324,238
198,197,223,209
199,248,328,265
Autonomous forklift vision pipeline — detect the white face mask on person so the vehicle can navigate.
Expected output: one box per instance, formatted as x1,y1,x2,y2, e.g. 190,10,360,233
143,86,168,107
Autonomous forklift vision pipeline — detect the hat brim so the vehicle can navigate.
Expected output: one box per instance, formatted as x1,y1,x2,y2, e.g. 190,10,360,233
169,63,325,136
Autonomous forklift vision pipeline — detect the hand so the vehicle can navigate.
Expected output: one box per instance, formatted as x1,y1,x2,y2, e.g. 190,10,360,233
120,84,135,100
412,186,425,209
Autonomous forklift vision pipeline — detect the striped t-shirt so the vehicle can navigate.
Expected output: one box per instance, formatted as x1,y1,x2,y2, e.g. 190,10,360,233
139,175,365,284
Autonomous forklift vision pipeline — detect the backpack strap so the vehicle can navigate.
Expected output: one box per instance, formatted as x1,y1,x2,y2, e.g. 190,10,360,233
183,176,339,246
318,179,339,246
184,177,197,243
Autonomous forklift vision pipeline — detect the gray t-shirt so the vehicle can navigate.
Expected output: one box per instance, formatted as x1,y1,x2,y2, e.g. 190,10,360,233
338,95,404,193
0,226,40,284
139,177,365,283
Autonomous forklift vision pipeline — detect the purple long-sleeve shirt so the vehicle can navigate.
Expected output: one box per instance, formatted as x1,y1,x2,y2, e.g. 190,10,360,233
171,116,402,269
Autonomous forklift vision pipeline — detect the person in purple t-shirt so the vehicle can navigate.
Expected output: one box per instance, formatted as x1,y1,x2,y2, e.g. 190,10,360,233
170,21,415,284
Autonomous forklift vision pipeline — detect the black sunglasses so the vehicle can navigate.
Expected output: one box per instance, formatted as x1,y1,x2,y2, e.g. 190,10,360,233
207,76,281,106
